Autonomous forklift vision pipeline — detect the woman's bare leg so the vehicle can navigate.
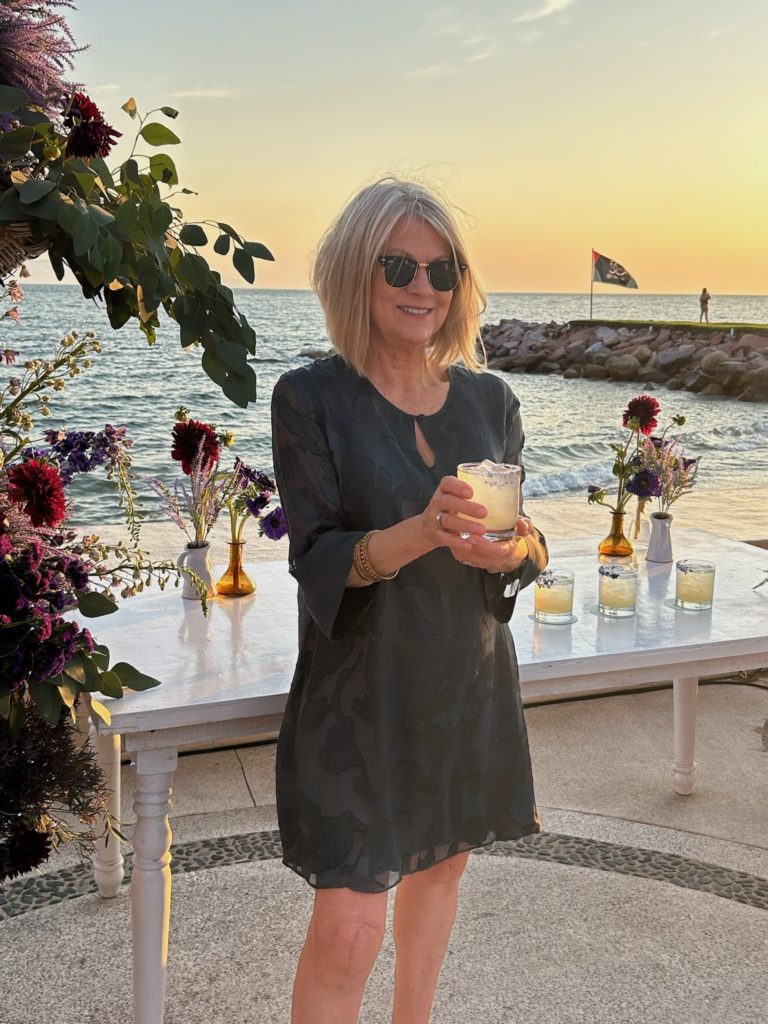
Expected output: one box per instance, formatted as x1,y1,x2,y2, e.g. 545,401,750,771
391,851,471,1024
292,886,389,1024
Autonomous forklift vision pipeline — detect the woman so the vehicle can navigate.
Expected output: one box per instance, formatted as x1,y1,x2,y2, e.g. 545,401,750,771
699,287,711,323
271,178,548,1024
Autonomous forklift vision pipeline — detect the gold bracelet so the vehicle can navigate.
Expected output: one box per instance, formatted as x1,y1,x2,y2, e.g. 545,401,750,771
354,530,399,582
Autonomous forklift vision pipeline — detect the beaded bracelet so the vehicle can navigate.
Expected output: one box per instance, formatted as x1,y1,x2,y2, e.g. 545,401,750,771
353,530,399,583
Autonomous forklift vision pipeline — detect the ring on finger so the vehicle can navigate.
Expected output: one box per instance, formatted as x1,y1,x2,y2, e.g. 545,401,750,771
436,511,445,529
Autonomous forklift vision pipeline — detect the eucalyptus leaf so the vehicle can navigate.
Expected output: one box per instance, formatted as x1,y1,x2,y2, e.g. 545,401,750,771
232,246,255,284
222,368,257,408
28,680,63,725
98,670,124,699
75,589,119,617
89,156,115,189
243,240,275,261
0,84,27,113
140,122,181,146
91,644,110,672
217,222,242,243
179,223,208,246
89,698,112,726
71,212,99,256
160,106,179,119
17,178,57,203
0,126,35,159
149,152,179,186
57,674,79,708
111,662,161,691
213,233,231,255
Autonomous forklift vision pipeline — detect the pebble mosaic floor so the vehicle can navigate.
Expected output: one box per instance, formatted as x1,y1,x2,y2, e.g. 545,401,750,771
2,829,767,921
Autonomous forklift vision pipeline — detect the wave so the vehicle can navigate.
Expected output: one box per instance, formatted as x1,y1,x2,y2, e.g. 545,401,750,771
524,460,613,497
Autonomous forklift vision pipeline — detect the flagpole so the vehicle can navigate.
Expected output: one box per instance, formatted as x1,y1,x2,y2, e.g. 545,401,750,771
589,249,594,320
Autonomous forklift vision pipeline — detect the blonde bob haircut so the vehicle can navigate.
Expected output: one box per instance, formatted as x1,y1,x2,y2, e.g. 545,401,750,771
311,177,487,375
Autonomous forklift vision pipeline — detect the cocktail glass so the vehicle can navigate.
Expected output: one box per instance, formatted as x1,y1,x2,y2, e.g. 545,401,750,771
598,564,638,617
534,569,575,624
675,560,715,610
456,460,521,541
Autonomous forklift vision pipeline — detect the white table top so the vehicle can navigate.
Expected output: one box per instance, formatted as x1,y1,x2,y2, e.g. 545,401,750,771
91,529,768,735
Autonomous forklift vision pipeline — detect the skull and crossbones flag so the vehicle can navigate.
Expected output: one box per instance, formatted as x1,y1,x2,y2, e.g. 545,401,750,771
592,250,638,289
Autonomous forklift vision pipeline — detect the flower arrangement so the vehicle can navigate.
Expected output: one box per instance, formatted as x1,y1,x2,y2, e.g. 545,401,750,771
148,409,286,549
0,1,273,408
587,395,668,514
633,434,699,517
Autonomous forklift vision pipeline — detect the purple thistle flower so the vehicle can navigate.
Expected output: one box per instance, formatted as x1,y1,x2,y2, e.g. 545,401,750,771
259,506,287,541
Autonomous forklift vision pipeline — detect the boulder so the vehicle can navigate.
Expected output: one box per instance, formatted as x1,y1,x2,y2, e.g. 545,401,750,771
595,326,621,346
606,354,641,381
583,363,610,380
633,344,653,365
656,344,697,372
487,354,520,371
713,360,747,390
666,376,684,391
737,366,768,400
584,341,611,364
735,332,768,354
563,367,580,379
699,349,730,375
299,348,332,359
700,381,725,397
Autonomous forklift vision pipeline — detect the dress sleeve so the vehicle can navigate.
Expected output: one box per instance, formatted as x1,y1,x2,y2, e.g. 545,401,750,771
271,369,376,641
483,382,549,623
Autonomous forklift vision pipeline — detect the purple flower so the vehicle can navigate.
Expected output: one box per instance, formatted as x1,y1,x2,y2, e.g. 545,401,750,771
626,469,663,499
259,507,287,541
1,349,19,365
587,484,602,494
245,492,270,517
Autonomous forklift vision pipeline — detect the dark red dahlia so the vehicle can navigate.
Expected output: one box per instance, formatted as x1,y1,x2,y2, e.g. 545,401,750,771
171,419,221,476
7,460,67,528
622,394,661,436
62,91,122,159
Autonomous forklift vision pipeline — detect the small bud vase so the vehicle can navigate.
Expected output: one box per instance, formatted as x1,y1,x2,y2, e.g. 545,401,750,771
177,542,216,599
598,511,633,557
216,541,255,597
646,512,674,563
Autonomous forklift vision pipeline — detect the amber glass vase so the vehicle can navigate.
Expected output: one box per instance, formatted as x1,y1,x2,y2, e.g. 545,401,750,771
598,511,634,557
216,541,255,596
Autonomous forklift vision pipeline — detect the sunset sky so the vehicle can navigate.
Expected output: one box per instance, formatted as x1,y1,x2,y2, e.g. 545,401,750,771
39,0,768,294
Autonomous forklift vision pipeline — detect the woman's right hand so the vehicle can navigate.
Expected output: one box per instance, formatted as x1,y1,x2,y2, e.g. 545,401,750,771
421,475,488,555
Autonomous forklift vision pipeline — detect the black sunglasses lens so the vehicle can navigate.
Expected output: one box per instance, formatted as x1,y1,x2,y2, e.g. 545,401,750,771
428,262,460,291
383,257,417,288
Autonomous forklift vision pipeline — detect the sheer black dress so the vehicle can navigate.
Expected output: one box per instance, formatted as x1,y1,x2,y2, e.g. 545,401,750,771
271,354,548,893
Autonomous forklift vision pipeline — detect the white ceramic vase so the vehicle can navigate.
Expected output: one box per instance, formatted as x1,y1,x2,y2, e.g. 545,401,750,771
177,542,216,599
646,513,673,563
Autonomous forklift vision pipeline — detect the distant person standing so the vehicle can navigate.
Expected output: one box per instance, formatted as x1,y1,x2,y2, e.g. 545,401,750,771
699,287,711,323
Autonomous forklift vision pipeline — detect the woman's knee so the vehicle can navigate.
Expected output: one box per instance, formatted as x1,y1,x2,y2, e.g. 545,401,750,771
308,894,387,979
414,851,471,890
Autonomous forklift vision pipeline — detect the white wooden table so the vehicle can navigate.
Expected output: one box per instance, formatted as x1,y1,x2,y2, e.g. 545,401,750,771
90,529,768,1024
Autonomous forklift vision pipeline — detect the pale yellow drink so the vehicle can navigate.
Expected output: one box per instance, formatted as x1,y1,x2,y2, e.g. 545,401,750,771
598,565,638,617
534,570,575,624
676,560,715,610
456,461,521,541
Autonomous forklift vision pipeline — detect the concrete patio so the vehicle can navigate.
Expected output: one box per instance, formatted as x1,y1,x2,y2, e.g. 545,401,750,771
2,678,767,1024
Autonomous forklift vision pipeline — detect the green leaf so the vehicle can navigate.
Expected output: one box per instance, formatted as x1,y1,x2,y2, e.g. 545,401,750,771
19,191,60,219
105,287,134,329
243,240,275,261
179,223,208,246
71,211,99,256
91,644,110,671
75,589,119,617
102,234,124,284
160,106,179,119
232,246,255,284
90,698,112,726
213,233,231,255
201,347,228,386
72,170,97,197
98,670,124,699
121,158,140,184
140,122,181,146
89,155,115,189
0,85,27,113
151,203,173,238
178,252,211,291
217,340,249,372
111,662,161,691
0,126,35,160
149,152,179,185
57,674,79,708
114,199,139,233
217,222,242,243
17,178,57,203
222,368,257,408
57,200,84,234
28,680,63,725
49,251,66,280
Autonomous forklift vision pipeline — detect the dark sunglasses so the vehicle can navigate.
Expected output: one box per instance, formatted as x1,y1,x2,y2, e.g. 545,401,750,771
377,255,467,292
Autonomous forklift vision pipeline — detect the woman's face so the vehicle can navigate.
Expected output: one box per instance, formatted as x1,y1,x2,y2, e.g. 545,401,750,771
369,216,454,358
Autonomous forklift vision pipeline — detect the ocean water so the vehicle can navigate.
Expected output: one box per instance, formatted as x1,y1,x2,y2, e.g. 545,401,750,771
5,285,768,538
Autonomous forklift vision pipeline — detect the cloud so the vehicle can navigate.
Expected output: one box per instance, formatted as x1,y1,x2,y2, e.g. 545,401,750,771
704,25,737,38
169,86,241,99
407,63,457,79
90,83,121,93
511,0,578,25
465,48,496,62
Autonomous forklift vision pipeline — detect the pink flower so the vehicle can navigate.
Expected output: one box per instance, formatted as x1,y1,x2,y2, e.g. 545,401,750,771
8,282,24,302
6,307,20,322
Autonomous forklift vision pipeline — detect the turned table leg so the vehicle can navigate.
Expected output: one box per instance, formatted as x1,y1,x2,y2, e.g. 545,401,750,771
91,724,125,898
131,746,178,1024
672,676,699,795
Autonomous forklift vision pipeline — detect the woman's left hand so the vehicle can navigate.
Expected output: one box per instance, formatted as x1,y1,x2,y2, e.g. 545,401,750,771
454,516,533,573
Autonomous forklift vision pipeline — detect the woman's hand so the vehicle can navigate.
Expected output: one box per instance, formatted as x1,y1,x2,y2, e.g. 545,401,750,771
457,517,532,573
421,475,488,558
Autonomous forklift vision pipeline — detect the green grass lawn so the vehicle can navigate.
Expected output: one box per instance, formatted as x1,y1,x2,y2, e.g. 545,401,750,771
567,318,768,335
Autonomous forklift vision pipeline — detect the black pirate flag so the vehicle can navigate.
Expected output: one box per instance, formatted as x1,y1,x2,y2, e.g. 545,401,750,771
592,251,638,289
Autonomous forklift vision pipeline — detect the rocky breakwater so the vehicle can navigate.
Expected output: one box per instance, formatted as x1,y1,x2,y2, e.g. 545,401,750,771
482,320,768,401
